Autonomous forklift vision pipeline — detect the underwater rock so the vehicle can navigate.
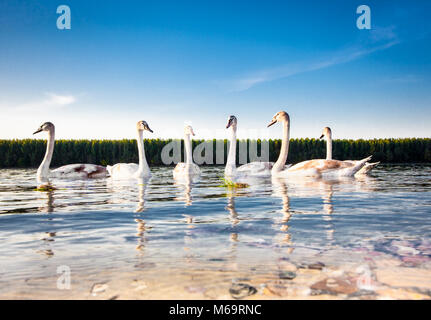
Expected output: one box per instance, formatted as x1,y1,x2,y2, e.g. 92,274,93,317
278,271,296,280
90,283,108,296
229,283,257,299
311,277,357,295
308,262,325,270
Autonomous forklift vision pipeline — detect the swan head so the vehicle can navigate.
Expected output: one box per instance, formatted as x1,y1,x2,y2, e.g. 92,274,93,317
320,127,332,139
136,120,153,133
184,125,195,136
226,115,237,129
33,122,54,135
267,111,289,127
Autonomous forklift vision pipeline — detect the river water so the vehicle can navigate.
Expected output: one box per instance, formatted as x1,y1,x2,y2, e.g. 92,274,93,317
0,164,430,299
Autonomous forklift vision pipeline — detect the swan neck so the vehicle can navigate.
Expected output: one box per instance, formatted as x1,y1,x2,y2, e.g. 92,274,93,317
226,127,236,166
185,134,193,164
326,133,332,160
273,121,290,172
37,128,55,178
136,130,150,176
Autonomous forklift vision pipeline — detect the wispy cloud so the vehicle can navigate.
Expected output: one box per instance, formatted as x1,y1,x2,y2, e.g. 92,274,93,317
10,93,76,110
221,26,400,92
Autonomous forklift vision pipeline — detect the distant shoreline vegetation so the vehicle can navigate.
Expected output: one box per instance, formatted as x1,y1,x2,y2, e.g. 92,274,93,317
0,138,430,168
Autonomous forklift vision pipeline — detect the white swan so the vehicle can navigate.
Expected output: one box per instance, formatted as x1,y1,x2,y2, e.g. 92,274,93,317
225,115,277,177
319,126,379,175
173,125,201,177
268,111,372,178
33,122,107,180
107,120,153,179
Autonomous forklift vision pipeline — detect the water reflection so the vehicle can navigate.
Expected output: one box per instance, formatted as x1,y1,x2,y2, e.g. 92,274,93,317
174,175,197,206
225,190,240,267
107,177,150,212
1,166,431,298
271,177,292,245
135,218,147,251
37,189,54,213
136,178,149,213
226,189,239,227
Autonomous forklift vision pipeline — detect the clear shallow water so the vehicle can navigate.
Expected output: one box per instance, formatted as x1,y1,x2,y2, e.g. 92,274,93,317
0,164,430,299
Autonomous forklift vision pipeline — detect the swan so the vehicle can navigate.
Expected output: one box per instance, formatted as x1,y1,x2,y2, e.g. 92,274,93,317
33,122,107,180
107,120,153,179
268,111,372,178
173,125,201,177
225,115,285,177
319,126,379,175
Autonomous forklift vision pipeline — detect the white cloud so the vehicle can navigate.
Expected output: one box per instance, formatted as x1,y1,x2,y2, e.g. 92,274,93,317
11,93,76,110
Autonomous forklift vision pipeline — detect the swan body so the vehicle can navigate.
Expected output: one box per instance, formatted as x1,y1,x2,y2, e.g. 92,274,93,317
108,120,153,179
319,126,379,176
173,125,201,177
33,122,107,180
225,115,277,177
279,157,372,178
268,111,371,178
173,163,201,176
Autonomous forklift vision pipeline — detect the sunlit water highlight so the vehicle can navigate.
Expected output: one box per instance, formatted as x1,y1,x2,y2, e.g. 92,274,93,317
0,165,430,299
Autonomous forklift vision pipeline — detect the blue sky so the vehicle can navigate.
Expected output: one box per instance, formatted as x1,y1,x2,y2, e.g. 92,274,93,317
0,0,430,139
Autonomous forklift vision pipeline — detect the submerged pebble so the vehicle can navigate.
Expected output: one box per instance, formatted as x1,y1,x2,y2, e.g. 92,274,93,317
311,277,357,295
308,262,325,270
229,283,257,299
91,283,108,296
279,271,296,280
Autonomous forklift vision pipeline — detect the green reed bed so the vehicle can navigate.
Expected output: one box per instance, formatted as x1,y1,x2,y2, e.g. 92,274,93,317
0,138,430,168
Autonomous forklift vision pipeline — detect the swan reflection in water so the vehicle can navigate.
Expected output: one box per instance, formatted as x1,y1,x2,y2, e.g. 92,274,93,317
271,177,292,245
35,179,56,257
174,174,199,206
271,175,378,249
106,177,150,213
107,177,151,254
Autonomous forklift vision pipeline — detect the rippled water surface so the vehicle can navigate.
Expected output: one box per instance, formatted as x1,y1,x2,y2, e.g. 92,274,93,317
0,165,430,299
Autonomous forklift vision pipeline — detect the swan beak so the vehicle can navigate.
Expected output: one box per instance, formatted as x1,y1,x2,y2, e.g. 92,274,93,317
226,119,232,129
267,120,277,127
191,129,195,136
319,134,324,139
33,128,42,135
144,125,153,133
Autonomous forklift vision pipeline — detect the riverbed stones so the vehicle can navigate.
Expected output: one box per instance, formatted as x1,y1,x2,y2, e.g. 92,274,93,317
308,262,325,270
310,277,357,295
229,283,257,299
90,283,108,296
278,271,296,280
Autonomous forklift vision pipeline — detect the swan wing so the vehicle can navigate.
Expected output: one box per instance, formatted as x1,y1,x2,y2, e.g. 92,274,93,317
51,164,107,179
284,157,371,177
355,161,380,176
236,162,273,176
109,163,139,179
